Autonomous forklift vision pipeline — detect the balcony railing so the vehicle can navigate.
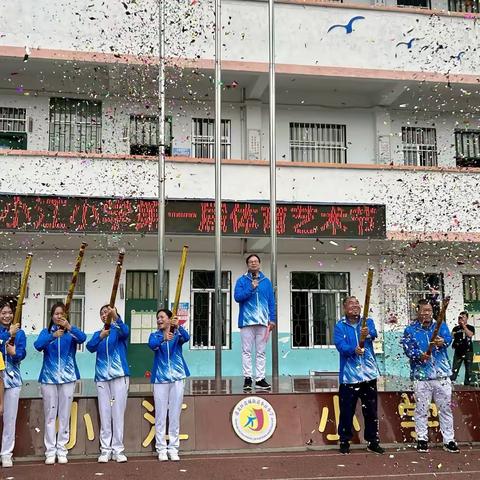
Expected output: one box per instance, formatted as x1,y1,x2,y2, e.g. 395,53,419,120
448,0,479,12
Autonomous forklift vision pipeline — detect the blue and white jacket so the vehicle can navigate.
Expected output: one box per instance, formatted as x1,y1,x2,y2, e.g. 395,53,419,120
234,272,276,328
0,326,27,389
86,316,130,382
148,326,190,384
334,317,379,384
34,324,86,384
402,320,452,381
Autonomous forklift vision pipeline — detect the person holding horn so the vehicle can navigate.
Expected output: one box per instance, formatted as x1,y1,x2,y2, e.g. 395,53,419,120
86,305,130,463
148,308,190,462
402,298,459,453
0,298,27,468
334,295,384,455
34,302,87,464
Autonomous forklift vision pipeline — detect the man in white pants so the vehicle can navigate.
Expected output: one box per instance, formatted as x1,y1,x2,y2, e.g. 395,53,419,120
402,299,459,453
234,254,276,391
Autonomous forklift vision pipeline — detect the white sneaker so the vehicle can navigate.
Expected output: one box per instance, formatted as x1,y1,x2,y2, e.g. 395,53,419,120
45,456,56,465
113,453,128,463
57,456,68,464
2,457,13,468
98,452,111,463
158,452,169,462
168,451,180,461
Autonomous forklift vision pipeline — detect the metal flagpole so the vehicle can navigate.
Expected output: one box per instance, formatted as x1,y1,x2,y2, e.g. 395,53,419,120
269,0,279,382
214,0,223,384
157,0,166,309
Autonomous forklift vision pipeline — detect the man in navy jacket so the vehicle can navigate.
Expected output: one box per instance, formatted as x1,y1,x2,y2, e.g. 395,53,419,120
334,296,384,455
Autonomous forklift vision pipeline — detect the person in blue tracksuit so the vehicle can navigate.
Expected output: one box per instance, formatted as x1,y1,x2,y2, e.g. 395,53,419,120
402,298,459,453
34,301,86,465
234,254,276,391
0,298,27,468
148,308,190,462
86,305,130,464
334,296,384,455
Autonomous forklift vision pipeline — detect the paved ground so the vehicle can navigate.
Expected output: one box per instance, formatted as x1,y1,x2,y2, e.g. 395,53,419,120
3,446,480,480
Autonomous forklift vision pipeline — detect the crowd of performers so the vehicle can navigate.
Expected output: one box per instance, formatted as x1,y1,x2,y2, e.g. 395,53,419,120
0,252,476,467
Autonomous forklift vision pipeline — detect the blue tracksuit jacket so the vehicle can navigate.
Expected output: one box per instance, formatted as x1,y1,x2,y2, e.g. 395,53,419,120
402,320,452,381
148,326,190,384
334,317,379,384
86,316,130,382
234,272,276,328
0,326,27,389
34,325,86,384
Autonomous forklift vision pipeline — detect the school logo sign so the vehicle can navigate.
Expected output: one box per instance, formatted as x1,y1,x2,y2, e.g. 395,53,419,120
231,396,277,444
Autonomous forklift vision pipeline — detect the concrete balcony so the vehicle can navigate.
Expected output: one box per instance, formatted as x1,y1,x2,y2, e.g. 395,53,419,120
0,0,478,79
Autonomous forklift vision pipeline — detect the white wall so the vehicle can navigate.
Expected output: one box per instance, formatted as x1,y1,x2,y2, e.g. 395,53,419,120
0,1,478,76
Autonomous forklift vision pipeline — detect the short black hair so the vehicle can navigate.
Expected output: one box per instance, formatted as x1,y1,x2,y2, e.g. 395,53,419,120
157,308,173,319
416,298,431,309
48,301,66,331
459,311,469,318
245,254,261,264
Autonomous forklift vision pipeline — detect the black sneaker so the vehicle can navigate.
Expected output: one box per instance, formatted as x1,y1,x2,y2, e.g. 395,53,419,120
255,379,271,390
367,442,385,455
417,440,429,452
243,377,252,391
443,441,460,453
339,441,350,454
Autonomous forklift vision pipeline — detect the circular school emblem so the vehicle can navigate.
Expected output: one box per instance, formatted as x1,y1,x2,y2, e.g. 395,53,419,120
231,396,277,444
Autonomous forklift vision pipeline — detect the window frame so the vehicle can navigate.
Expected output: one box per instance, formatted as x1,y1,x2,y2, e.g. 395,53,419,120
190,270,231,350
290,271,350,349
48,97,102,153
455,129,480,167
191,118,231,159
402,126,438,167
129,114,172,156
406,272,444,321
289,122,347,164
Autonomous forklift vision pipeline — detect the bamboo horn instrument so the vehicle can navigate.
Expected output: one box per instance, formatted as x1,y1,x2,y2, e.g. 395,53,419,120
8,253,33,345
425,296,450,357
169,245,189,333
105,249,125,330
63,242,88,327
358,267,374,350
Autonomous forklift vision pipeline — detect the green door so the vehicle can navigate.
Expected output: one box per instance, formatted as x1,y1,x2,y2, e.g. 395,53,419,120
125,271,168,377
125,298,157,377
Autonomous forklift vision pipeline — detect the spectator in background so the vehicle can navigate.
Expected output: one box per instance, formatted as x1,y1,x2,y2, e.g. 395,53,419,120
450,311,475,386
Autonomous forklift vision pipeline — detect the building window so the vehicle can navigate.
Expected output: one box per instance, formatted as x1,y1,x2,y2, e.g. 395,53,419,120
397,0,431,7
191,118,231,159
0,272,21,298
455,130,480,167
126,270,169,344
44,272,85,332
291,272,350,348
190,270,231,349
289,123,347,164
129,115,172,156
49,98,102,153
406,273,444,321
0,107,27,150
448,0,479,12
402,127,437,167
463,275,480,302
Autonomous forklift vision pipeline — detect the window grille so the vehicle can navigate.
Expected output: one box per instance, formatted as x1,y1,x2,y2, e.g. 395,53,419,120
289,123,347,163
192,118,231,159
402,127,437,166
49,98,102,153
